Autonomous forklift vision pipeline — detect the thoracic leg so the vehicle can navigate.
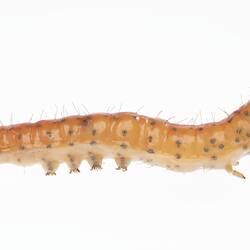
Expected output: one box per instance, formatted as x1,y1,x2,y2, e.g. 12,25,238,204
225,164,245,179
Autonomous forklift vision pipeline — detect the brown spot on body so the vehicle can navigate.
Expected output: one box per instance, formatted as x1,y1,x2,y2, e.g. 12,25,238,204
203,147,209,152
68,129,73,136
81,117,91,126
172,127,177,131
197,127,203,131
120,143,128,149
90,140,97,145
235,138,240,143
46,131,52,137
150,121,156,126
148,136,153,143
147,148,155,154
121,130,127,136
69,142,74,146
175,153,181,159
236,128,242,134
244,111,249,116
46,144,52,148
92,129,96,136
175,140,182,147
210,138,216,144
218,144,224,149
211,155,217,160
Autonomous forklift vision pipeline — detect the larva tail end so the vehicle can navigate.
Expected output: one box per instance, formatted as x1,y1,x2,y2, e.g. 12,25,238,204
225,164,246,179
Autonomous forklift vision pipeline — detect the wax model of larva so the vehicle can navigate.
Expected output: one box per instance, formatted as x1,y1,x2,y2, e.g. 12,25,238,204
0,101,250,179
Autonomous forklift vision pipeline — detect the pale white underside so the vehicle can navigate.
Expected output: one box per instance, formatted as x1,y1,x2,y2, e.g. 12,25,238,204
0,143,248,172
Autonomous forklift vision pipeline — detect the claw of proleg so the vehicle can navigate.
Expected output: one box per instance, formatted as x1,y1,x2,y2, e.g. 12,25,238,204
46,172,56,176
69,168,80,174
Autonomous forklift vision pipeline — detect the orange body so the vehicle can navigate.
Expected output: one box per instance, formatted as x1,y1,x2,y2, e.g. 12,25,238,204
0,102,250,178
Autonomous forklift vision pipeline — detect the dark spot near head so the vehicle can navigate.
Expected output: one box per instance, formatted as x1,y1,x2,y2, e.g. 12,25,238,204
36,123,42,128
17,134,22,140
197,127,204,131
218,144,224,149
20,145,25,150
120,143,128,149
46,144,52,148
211,155,217,160
172,127,177,131
147,148,155,154
69,142,74,146
148,136,153,143
228,118,233,123
175,140,182,147
247,132,250,138
121,130,127,136
235,137,240,143
210,138,216,144
203,147,209,153
90,140,97,145
92,129,96,136
175,153,181,159
60,118,66,122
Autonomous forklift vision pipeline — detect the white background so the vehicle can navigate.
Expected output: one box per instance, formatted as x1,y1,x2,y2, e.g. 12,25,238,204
0,1,250,249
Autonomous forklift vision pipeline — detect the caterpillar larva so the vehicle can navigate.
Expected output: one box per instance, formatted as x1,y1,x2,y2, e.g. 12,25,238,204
0,101,250,179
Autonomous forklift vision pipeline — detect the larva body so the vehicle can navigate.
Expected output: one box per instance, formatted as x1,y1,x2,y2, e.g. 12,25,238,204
0,101,250,178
